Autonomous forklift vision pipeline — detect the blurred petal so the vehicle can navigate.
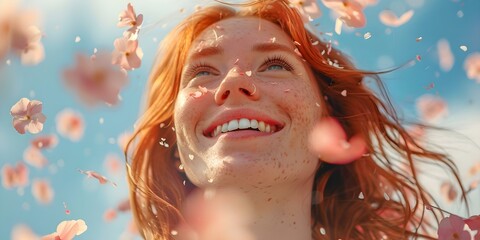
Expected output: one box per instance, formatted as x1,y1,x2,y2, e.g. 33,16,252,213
24,146,48,168
308,117,367,164
32,179,54,204
437,39,454,72
379,10,414,27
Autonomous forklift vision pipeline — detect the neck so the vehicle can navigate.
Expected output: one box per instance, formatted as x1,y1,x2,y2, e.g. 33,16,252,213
241,178,314,240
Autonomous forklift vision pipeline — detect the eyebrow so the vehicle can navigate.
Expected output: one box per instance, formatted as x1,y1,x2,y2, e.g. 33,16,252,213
187,42,295,62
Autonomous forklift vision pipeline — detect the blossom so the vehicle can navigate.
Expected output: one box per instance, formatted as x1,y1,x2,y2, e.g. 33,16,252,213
464,52,480,83
289,0,321,22
23,146,49,168
112,37,143,70
379,10,414,27
103,209,117,222
117,3,143,40
41,219,87,240
56,109,85,141
437,215,470,240
308,117,367,164
105,153,123,175
322,0,367,28
465,215,480,239
1,162,29,189
31,134,58,149
32,179,54,204
415,94,448,122
10,98,46,134
0,2,45,65
63,52,128,106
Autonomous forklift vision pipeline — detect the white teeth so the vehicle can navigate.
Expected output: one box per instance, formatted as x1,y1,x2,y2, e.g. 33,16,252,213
258,121,265,132
211,119,279,137
239,118,250,129
250,119,258,128
227,120,239,131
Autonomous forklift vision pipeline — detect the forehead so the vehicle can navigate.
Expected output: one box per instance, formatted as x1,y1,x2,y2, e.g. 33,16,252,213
188,17,294,54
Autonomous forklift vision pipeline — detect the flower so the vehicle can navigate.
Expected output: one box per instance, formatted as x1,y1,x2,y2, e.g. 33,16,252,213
322,0,367,28
10,98,46,134
437,215,470,240
464,52,480,83
56,108,85,141
117,3,143,40
0,2,45,65
415,94,448,122
379,10,414,27
32,179,54,204
63,52,128,106
112,37,143,70
41,219,87,240
1,162,29,189
308,117,367,164
465,215,480,239
289,0,321,22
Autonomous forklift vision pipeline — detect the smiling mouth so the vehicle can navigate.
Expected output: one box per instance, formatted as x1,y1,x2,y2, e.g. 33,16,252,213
205,118,283,138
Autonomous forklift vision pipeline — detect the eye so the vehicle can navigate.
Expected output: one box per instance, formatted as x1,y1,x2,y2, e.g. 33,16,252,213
184,62,218,80
261,55,294,72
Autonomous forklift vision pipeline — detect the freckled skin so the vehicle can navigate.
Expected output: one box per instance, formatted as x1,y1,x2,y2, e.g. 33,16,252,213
174,17,322,190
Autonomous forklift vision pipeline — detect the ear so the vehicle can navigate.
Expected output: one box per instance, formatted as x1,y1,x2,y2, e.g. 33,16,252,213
308,117,367,164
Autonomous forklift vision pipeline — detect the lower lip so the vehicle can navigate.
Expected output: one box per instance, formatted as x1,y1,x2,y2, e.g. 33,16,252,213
213,130,276,140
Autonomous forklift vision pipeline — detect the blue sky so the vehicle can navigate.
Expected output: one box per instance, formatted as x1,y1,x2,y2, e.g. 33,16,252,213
1,0,479,239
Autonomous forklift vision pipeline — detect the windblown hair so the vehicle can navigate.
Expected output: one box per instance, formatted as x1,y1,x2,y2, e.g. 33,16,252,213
126,0,467,239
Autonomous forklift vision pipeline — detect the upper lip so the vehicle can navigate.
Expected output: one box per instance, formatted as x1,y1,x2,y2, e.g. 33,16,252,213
202,108,285,137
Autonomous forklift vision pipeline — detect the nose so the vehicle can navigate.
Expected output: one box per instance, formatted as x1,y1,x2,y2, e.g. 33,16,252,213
214,68,260,105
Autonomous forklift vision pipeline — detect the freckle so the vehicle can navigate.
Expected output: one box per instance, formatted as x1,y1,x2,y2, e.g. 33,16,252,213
258,182,262,184
267,198,272,202
293,221,296,225
281,170,285,174
281,220,284,224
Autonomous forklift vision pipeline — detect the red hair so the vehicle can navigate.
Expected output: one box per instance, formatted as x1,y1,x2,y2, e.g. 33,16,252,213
126,1,468,239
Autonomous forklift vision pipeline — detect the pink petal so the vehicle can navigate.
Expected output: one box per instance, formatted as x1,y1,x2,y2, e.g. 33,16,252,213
103,209,117,222
440,181,458,203
116,198,131,212
21,41,45,65
415,94,448,122
56,109,85,141
1,164,15,189
32,179,54,204
11,224,39,240
379,10,414,27
465,215,480,230
105,154,122,175
464,52,480,83
56,219,87,240
437,39,454,72
13,118,29,134
31,134,59,149
25,119,45,134
10,98,30,117
308,117,367,164
24,146,48,168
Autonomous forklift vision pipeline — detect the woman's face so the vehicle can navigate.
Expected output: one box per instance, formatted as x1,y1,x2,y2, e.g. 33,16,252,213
174,17,322,189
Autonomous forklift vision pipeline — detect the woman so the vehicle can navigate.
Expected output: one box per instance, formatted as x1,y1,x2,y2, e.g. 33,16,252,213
126,0,467,239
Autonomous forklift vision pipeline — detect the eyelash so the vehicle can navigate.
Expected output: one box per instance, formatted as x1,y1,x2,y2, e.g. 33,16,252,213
262,55,294,71
185,55,294,80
